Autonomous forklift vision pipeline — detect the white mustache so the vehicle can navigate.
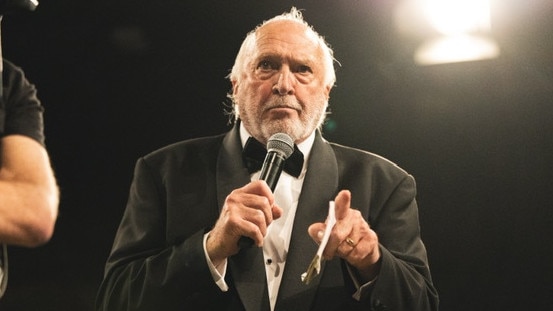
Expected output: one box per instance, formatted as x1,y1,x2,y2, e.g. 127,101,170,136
264,97,302,111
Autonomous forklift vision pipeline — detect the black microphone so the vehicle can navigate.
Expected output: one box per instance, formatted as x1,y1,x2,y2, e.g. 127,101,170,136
238,133,294,248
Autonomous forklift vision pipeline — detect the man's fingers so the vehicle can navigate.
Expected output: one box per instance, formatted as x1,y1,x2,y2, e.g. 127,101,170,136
244,180,275,204
271,204,283,220
308,223,326,243
334,190,351,220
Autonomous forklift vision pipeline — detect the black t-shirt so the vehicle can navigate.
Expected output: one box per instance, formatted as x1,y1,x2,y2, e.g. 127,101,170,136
0,59,45,145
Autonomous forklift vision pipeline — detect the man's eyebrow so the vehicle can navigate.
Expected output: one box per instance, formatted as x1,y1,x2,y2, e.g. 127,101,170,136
253,53,318,69
256,53,280,60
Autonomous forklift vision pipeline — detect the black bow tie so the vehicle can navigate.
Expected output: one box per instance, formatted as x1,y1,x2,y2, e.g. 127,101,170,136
242,137,304,178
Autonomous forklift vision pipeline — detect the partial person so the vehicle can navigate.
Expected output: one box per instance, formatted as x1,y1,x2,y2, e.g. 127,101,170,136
0,59,59,297
97,7,438,310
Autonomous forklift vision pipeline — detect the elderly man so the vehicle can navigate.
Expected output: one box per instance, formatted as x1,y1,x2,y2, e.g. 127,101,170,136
97,8,438,311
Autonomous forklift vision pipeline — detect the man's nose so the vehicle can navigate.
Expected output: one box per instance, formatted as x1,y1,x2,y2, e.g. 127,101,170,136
272,67,295,96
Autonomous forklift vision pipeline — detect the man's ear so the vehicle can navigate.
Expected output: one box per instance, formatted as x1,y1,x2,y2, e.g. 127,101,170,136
324,85,332,99
231,80,239,96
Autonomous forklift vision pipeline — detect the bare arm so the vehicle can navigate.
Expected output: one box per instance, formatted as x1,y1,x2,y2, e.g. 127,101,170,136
0,135,59,247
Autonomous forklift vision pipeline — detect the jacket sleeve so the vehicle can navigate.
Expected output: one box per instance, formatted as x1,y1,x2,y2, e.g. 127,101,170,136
367,174,439,310
95,157,223,310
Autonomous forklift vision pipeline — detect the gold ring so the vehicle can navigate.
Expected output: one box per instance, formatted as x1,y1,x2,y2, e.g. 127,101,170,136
345,237,356,247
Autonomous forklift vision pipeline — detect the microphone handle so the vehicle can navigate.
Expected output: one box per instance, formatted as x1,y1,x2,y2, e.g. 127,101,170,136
259,152,286,191
238,152,286,248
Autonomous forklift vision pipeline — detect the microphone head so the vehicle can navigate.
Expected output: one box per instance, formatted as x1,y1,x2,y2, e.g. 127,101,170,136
267,133,294,159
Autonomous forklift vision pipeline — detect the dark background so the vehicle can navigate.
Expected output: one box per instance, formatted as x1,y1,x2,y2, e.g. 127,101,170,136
0,0,552,310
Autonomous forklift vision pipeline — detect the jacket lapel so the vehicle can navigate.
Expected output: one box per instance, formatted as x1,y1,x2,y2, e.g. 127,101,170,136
216,125,271,311
275,132,339,310
216,124,251,209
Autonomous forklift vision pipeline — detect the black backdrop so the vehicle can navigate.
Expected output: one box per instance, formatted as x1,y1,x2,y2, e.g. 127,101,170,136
0,0,552,310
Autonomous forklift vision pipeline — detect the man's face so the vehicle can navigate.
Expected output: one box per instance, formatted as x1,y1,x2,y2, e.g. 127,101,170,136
232,20,331,145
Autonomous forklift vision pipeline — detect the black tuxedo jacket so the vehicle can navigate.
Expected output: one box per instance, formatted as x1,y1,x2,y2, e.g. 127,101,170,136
97,125,438,311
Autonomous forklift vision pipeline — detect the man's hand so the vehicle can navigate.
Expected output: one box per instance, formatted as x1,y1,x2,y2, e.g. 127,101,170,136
308,190,381,282
206,180,282,265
